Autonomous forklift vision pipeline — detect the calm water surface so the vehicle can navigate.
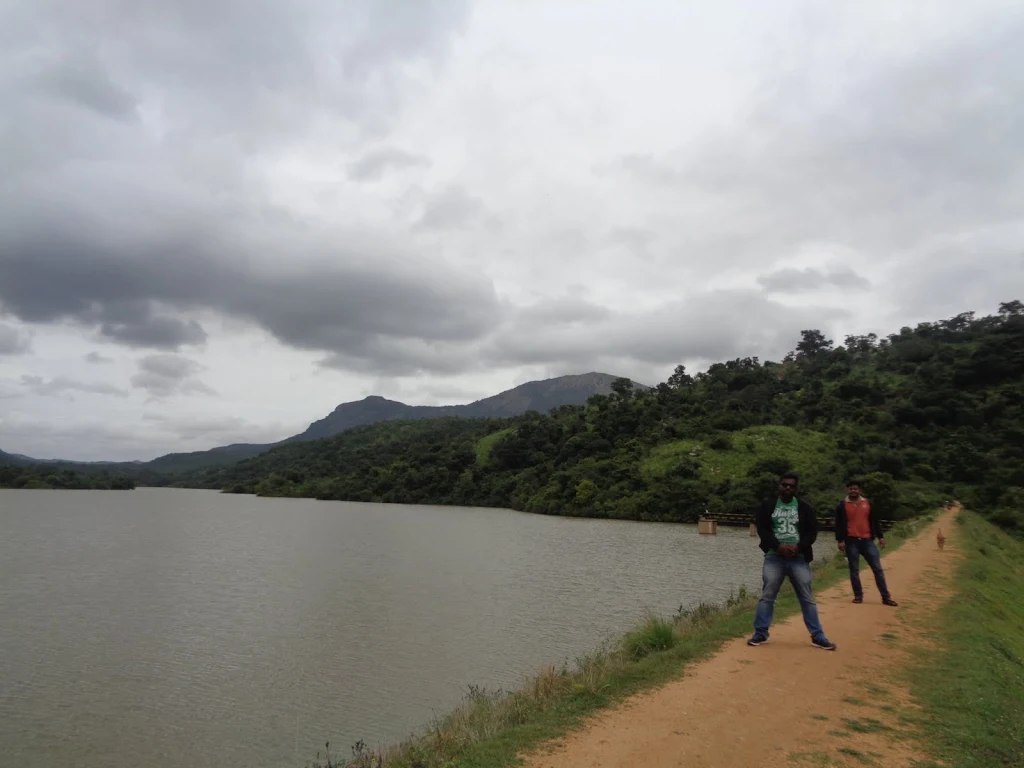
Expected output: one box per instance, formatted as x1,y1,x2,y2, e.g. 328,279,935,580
0,488,763,767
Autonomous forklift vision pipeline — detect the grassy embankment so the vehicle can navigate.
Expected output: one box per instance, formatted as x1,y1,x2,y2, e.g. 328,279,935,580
311,515,933,768
899,511,1024,768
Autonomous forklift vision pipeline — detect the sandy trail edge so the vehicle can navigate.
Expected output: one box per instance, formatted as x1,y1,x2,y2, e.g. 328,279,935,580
524,508,960,768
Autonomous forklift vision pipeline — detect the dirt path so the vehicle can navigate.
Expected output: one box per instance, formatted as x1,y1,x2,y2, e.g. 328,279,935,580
525,509,960,768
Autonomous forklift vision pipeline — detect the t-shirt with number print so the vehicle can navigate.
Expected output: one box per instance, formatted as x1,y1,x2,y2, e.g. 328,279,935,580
768,497,803,559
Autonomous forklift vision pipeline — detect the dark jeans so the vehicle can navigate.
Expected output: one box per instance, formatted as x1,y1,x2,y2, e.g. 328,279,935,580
846,538,891,600
753,554,826,641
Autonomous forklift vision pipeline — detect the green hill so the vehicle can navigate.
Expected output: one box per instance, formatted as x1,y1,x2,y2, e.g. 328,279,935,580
181,302,1024,534
0,464,135,490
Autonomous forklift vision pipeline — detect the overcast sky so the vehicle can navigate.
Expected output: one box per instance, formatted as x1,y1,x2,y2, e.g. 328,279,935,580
2,0,1023,461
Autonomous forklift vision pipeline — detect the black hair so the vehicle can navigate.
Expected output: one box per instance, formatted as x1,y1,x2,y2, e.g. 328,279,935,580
780,472,799,484
845,478,862,488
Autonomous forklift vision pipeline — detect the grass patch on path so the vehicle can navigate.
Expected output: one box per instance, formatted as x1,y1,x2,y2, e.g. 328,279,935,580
312,517,928,768
904,511,1024,768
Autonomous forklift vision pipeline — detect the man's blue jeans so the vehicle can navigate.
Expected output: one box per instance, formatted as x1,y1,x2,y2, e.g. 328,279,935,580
753,554,826,640
845,538,891,600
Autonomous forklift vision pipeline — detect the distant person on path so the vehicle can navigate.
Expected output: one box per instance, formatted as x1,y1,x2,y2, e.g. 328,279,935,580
748,473,837,651
835,480,898,606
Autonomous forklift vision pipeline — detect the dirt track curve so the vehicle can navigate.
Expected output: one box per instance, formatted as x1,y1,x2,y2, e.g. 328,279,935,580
525,508,960,768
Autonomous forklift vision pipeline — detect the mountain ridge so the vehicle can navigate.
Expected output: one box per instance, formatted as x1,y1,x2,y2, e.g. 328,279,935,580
3,372,645,474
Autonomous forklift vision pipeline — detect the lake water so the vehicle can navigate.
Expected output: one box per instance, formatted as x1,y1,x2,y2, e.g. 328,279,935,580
0,488,764,767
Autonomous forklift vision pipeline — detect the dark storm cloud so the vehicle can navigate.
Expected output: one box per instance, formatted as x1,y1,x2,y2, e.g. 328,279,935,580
0,324,30,355
20,374,128,398
347,147,431,181
0,198,501,351
84,351,114,364
0,0,486,371
758,267,871,293
130,354,216,398
98,310,208,350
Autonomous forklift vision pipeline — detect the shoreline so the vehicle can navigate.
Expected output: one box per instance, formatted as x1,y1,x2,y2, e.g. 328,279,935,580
308,515,934,768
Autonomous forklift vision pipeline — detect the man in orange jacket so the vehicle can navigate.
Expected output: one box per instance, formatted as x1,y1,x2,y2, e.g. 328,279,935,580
835,479,898,606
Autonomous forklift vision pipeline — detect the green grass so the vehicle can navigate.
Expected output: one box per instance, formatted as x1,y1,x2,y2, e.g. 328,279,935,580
641,425,839,482
836,746,875,765
841,717,890,734
474,429,514,465
622,612,676,659
903,511,1024,768
308,517,926,768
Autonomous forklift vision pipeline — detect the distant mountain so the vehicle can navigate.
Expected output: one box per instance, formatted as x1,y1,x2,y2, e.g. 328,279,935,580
3,373,646,476
293,372,643,442
0,449,32,466
144,442,275,474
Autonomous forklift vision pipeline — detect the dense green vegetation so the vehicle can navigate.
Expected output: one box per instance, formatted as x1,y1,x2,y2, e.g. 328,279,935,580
0,464,136,490
182,302,1024,533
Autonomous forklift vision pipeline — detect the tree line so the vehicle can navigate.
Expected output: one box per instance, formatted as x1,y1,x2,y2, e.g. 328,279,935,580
178,302,1024,533
0,465,136,490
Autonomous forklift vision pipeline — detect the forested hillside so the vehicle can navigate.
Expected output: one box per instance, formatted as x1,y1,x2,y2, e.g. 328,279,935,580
0,465,136,490
181,303,1024,533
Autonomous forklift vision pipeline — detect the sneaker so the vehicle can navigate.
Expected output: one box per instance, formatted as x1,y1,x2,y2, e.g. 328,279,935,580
882,598,899,607
852,597,863,604
811,636,838,651
747,633,769,646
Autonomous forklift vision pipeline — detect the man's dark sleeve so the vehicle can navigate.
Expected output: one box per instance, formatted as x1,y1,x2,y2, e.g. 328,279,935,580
755,499,780,552
798,502,819,549
835,500,847,542
870,502,885,540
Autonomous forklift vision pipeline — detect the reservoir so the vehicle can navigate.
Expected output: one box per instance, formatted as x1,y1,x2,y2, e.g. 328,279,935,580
0,488,763,766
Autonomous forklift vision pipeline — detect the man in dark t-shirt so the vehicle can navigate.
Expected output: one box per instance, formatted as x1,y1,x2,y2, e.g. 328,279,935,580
748,472,837,651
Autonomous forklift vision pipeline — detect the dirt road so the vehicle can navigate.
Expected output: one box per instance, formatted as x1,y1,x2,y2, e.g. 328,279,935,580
525,509,959,768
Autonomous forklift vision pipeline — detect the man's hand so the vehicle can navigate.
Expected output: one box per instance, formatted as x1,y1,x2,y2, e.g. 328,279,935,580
837,541,846,553
879,538,886,550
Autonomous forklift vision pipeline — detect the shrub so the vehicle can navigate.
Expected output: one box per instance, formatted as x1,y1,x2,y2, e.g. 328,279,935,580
708,434,733,451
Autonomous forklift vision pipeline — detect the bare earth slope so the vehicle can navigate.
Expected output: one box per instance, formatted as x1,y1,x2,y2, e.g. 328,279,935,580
525,508,960,768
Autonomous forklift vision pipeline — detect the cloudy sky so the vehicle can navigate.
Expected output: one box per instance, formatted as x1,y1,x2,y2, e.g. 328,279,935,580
2,0,1023,461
